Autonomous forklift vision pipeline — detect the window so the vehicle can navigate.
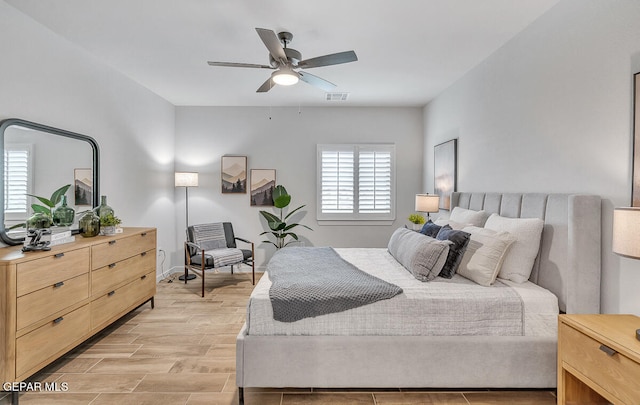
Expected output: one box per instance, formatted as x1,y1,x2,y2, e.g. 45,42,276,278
317,144,395,221
4,145,32,221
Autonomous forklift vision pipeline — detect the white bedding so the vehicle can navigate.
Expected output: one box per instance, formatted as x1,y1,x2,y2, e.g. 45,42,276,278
246,248,559,337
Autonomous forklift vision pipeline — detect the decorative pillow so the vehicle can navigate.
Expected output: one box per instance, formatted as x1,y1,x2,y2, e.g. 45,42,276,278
434,218,467,230
419,220,442,238
435,225,471,278
484,214,544,283
457,226,516,286
387,228,451,282
449,207,489,227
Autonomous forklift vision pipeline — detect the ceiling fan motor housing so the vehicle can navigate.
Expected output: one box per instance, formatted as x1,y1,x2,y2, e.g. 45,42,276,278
269,48,301,67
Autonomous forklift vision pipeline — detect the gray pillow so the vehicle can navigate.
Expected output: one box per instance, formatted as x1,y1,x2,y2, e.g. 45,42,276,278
387,227,451,282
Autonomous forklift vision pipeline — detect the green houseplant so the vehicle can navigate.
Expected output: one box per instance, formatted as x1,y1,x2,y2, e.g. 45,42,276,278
408,213,426,225
99,212,121,236
259,185,312,249
10,184,71,230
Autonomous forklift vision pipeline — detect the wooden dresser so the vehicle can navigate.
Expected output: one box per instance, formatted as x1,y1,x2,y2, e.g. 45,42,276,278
558,314,640,405
0,227,156,383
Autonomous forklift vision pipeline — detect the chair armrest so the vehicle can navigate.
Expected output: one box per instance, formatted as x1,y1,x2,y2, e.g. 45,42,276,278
185,241,201,250
235,237,253,246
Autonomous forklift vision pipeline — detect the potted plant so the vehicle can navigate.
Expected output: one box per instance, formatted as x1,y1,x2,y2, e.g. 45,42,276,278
259,185,312,249
408,213,426,231
99,213,121,235
9,184,71,230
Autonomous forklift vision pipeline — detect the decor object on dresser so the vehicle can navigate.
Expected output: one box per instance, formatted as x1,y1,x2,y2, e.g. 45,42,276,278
250,169,276,206
52,195,75,226
78,210,100,237
434,139,457,210
221,156,247,193
259,185,312,249
415,193,440,221
99,213,122,235
558,314,640,404
0,228,156,404
20,184,72,229
175,171,199,281
184,222,255,297
612,206,640,341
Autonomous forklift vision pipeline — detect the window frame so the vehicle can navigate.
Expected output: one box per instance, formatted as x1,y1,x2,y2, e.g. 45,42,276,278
4,143,34,222
316,143,396,222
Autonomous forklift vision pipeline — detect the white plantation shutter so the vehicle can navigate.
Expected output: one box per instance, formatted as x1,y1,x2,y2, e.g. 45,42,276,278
317,144,395,221
4,145,32,218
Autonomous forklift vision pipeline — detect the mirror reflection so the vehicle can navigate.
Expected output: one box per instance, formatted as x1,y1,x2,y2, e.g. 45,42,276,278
1,119,99,245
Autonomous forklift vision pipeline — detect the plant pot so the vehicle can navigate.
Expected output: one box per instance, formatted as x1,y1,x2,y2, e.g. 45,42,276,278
102,226,116,236
412,223,422,231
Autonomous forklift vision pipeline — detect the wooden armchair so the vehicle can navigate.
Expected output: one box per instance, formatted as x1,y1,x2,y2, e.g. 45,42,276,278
184,222,255,297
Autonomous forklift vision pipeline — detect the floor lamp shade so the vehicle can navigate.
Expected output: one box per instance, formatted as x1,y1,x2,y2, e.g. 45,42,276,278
175,172,199,187
415,194,440,213
612,207,640,259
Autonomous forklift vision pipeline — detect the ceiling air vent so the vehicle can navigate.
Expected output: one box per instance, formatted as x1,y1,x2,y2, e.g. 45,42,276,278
325,92,350,101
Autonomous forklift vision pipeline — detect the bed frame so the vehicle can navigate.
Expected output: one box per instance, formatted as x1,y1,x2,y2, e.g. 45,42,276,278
236,192,601,403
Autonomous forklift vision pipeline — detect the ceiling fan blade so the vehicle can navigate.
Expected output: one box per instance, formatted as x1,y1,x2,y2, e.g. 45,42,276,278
207,61,274,69
298,51,358,69
298,71,336,91
256,77,275,93
255,28,287,64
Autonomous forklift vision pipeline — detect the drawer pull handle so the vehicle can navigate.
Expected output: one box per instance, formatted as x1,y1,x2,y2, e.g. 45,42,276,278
109,240,117,245
108,263,117,268
599,344,617,356
141,232,147,236
141,275,147,280
108,290,116,297
53,317,64,324
53,281,64,288
141,252,147,257
54,253,65,258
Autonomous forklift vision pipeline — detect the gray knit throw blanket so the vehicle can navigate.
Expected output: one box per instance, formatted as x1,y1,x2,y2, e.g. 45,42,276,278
268,247,403,322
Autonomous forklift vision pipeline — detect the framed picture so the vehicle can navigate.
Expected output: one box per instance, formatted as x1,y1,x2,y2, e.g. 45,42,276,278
74,168,93,206
434,139,457,210
221,156,247,194
633,72,640,206
250,169,276,206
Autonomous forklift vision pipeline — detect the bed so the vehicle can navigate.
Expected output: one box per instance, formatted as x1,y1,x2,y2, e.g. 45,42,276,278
236,192,601,403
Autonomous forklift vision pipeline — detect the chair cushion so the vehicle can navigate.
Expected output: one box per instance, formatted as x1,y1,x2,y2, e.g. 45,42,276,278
191,248,244,268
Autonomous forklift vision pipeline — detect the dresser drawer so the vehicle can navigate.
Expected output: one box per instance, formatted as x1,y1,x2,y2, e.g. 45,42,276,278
559,322,640,404
91,270,155,330
16,247,90,296
92,249,155,295
16,273,89,331
16,304,90,378
91,230,156,270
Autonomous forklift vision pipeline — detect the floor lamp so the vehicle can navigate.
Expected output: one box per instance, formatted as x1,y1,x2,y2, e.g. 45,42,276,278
415,194,440,221
612,206,640,341
176,171,198,281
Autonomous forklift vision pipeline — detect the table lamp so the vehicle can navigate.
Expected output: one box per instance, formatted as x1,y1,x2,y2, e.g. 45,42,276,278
415,194,440,221
612,206,640,341
175,172,198,281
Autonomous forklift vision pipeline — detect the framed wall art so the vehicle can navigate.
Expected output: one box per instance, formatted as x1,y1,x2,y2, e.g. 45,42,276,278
74,168,93,206
434,139,457,210
250,169,276,206
221,156,247,194
633,72,640,206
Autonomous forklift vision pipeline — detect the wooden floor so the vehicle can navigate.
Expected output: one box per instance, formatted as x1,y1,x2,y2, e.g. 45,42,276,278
1,271,557,405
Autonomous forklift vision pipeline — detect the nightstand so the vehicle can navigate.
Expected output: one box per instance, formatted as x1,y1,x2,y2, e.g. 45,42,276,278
558,314,640,405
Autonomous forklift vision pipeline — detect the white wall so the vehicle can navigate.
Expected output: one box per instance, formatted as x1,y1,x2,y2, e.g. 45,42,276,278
423,0,640,314
0,1,176,278
175,106,424,268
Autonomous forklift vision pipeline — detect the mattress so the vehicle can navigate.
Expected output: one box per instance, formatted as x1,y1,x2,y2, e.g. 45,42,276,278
246,248,559,337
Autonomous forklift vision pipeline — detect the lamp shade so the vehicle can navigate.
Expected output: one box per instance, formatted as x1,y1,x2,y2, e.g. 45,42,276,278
272,67,299,86
175,172,199,187
415,194,440,213
612,207,640,259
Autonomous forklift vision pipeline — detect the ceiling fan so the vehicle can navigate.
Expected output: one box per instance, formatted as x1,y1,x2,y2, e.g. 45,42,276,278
207,28,358,93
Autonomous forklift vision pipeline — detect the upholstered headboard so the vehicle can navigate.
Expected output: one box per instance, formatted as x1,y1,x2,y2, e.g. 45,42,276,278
450,192,601,314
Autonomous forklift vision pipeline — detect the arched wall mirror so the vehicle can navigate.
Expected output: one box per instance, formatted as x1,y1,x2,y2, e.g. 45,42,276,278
0,118,100,245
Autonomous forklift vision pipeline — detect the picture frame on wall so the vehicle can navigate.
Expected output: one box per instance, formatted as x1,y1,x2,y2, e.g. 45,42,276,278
633,72,640,206
74,168,93,206
250,169,276,206
221,156,247,194
434,139,457,210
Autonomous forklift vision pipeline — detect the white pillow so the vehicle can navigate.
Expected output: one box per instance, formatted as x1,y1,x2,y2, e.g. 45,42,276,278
434,218,466,230
484,214,544,283
449,207,489,227
457,226,516,286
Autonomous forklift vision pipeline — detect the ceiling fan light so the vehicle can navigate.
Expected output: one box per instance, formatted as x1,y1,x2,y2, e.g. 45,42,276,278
272,68,299,86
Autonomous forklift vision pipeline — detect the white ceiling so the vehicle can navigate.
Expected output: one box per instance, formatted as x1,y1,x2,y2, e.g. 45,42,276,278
6,0,560,107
